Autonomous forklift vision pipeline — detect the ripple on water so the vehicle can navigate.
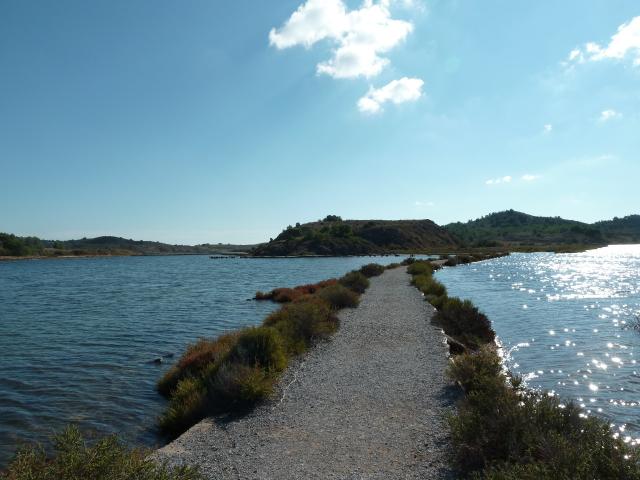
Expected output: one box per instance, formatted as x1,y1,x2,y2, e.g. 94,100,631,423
0,254,418,466
436,245,640,445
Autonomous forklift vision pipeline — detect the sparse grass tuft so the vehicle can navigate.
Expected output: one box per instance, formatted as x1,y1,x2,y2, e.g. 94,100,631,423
0,425,202,480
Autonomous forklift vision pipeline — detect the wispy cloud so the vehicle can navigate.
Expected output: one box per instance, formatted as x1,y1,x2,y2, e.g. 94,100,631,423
485,176,512,185
543,124,553,134
599,109,622,122
521,174,541,182
269,0,414,79
565,16,640,68
358,77,423,113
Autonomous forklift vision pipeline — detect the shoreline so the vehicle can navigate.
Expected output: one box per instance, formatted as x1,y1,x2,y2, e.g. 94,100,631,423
153,266,456,479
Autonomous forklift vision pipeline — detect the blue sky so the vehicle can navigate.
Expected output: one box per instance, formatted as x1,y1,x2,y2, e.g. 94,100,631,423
1,1,638,244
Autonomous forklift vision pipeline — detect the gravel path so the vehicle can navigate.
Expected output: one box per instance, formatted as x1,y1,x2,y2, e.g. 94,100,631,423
153,267,456,479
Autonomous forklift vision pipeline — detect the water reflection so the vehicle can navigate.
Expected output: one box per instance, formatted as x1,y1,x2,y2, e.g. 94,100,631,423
436,245,640,444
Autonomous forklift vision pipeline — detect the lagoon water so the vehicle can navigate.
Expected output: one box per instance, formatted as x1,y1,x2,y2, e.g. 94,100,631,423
436,245,640,444
0,254,406,466
3,249,640,466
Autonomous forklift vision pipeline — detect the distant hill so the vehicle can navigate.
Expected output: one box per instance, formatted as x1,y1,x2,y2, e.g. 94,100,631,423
445,210,640,248
595,215,640,244
0,233,254,258
251,216,458,256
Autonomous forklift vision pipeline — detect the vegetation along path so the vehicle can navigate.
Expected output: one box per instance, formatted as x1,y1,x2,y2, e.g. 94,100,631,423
154,267,456,479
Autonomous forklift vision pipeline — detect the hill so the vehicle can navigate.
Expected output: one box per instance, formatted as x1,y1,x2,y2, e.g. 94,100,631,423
251,216,458,256
0,233,254,258
445,210,640,248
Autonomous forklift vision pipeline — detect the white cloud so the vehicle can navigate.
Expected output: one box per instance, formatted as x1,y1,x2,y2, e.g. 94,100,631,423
485,176,512,185
566,16,640,67
543,124,553,133
269,0,414,79
357,77,423,113
599,109,622,122
522,174,541,182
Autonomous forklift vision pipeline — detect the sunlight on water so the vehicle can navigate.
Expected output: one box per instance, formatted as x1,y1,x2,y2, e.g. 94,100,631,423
436,245,640,445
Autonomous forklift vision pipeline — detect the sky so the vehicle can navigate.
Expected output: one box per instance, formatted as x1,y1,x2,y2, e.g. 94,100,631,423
1,0,639,244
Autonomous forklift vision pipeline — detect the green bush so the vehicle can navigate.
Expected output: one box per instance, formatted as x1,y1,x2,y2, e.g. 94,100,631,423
228,327,287,372
318,284,360,309
264,298,337,354
359,263,385,277
411,274,447,298
406,260,433,276
434,297,495,350
0,426,201,480
158,377,207,436
157,333,239,396
339,271,370,294
426,294,447,310
447,334,640,479
205,363,273,410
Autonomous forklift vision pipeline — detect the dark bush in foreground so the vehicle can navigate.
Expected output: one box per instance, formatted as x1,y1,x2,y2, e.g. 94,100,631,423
318,284,360,309
339,271,370,294
359,263,385,277
0,426,201,480
434,297,495,350
449,349,640,478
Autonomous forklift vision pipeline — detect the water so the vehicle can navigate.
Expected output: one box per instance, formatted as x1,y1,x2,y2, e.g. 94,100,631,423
0,254,408,466
436,245,640,444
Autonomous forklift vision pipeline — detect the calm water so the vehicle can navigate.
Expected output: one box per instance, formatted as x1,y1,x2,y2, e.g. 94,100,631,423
0,254,407,466
436,245,640,444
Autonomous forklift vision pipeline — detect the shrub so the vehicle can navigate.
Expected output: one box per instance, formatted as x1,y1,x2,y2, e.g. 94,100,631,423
157,333,239,396
385,262,401,270
434,297,495,350
1,426,201,480
339,271,370,294
228,327,287,372
444,256,459,267
158,377,207,436
206,363,273,410
426,294,448,310
406,261,433,276
401,257,417,265
264,298,336,354
411,274,447,298
254,279,338,302
359,263,385,278
271,288,304,303
318,284,360,309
